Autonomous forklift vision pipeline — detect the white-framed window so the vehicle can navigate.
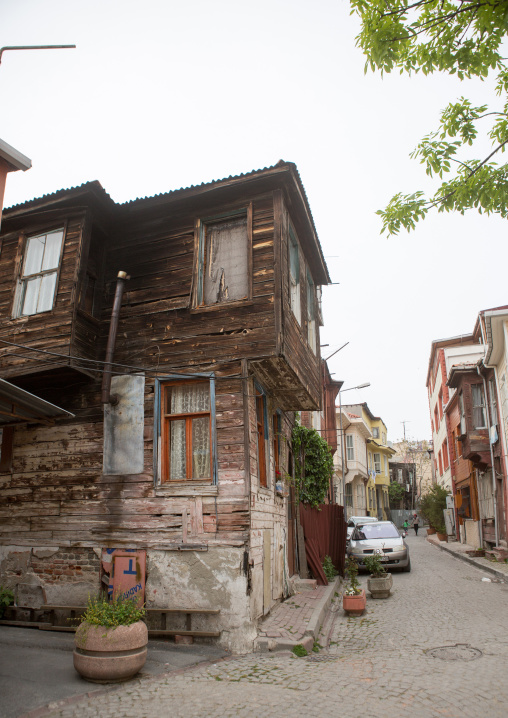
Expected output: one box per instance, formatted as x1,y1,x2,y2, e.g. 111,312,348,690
472,384,486,429
14,228,64,317
374,453,381,473
306,270,316,353
372,427,379,439
194,211,250,307
289,223,301,324
384,455,388,474
346,434,354,461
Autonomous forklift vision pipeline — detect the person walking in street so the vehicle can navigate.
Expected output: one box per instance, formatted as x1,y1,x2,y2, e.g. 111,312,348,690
413,515,420,536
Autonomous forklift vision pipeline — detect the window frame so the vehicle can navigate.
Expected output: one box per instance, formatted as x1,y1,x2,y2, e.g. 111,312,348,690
192,207,253,310
13,226,66,318
471,383,487,429
288,222,301,325
372,427,379,439
306,269,317,353
374,453,381,474
255,382,269,488
154,374,217,486
273,411,282,480
346,434,354,461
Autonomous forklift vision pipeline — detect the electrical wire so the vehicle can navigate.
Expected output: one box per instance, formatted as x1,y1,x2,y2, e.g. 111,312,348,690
0,338,242,380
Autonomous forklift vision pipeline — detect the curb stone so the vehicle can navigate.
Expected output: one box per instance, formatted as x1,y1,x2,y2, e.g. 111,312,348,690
254,575,342,653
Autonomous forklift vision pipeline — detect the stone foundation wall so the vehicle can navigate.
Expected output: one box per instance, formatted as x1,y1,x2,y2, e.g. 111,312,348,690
0,545,100,606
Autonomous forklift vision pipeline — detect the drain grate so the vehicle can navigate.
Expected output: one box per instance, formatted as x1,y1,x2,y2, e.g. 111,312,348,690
428,644,482,662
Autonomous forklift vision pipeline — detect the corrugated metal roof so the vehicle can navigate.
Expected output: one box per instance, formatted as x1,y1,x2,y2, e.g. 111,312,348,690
0,378,74,426
4,180,114,213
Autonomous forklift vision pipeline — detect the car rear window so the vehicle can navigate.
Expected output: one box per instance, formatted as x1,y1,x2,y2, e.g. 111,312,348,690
353,524,400,540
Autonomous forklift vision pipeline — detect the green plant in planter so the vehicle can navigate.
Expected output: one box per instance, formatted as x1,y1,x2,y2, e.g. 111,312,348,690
322,555,338,582
0,585,14,618
81,594,146,627
363,553,388,578
344,557,362,596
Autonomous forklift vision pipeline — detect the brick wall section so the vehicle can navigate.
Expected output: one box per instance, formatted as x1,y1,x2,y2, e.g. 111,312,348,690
31,548,100,584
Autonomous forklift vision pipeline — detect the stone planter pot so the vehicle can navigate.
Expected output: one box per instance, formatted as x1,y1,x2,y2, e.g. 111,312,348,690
427,527,437,535
343,589,366,616
74,621,148,684
437,532,448,542
367,573,393,599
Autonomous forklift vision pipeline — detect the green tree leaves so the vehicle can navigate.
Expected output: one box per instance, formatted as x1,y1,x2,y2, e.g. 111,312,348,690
350,0,508,233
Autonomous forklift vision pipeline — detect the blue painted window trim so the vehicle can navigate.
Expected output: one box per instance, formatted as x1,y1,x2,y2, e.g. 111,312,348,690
153,373,217,486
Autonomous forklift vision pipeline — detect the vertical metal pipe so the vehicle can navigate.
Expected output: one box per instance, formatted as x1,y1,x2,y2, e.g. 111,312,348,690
101,271,129,405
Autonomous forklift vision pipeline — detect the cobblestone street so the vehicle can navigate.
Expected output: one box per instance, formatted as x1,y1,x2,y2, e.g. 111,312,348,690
40,536,508,718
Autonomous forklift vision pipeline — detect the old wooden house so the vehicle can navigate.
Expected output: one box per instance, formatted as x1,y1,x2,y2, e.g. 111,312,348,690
0,161,330,651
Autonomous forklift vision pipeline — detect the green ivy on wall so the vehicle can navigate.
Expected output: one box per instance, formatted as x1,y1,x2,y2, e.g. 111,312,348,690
292,422,333,508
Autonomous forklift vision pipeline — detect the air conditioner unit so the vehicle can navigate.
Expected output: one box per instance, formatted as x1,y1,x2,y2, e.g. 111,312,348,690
459,417,466,437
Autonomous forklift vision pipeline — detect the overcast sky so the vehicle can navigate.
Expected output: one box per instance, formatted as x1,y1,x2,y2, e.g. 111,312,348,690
2,0,506,442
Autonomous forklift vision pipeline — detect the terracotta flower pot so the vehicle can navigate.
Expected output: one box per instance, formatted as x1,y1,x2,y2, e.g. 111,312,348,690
437,532,448,542
427,527,437,535
74,620,148,683
367,573,393,599
343,589,366,616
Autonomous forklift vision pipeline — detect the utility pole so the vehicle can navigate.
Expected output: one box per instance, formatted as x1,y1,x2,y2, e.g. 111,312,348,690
401,420,411,440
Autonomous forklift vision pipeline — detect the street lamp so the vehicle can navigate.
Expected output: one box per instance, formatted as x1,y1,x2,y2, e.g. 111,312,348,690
338,382,371,508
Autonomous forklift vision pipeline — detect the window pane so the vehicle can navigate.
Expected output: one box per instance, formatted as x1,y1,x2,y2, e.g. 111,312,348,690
22,277,41,315
192,416,210,479
170,383,209,414
42,230,64,271
204,217,248,304
24,236,45,276
169,420,186,479
37,272,57,313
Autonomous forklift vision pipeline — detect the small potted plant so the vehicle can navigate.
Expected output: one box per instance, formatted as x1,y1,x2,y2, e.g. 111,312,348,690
364,554,393,599
342,557,366,616
74,594,147,684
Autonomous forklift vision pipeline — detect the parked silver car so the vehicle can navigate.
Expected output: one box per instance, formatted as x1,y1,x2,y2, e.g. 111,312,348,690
346,516,378,547
347,520,411,572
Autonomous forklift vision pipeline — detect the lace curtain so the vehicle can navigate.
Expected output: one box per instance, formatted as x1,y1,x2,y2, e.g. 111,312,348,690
169,384,210,480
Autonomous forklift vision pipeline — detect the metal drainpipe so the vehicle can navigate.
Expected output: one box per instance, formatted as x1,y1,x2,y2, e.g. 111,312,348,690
101,271,129,406
477,364,499,547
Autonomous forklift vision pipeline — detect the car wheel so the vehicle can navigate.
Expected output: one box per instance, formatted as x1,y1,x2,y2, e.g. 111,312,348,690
402,558,411,572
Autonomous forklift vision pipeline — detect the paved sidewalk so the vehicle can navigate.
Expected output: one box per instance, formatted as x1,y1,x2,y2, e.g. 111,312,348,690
255,575,342,652
427,534,508,581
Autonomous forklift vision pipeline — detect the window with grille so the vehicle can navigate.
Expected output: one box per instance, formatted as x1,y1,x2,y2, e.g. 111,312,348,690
14,228,64,317
345,482,353,508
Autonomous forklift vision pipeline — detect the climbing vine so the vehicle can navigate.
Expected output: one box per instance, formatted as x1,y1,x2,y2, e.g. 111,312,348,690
292,422,333,508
